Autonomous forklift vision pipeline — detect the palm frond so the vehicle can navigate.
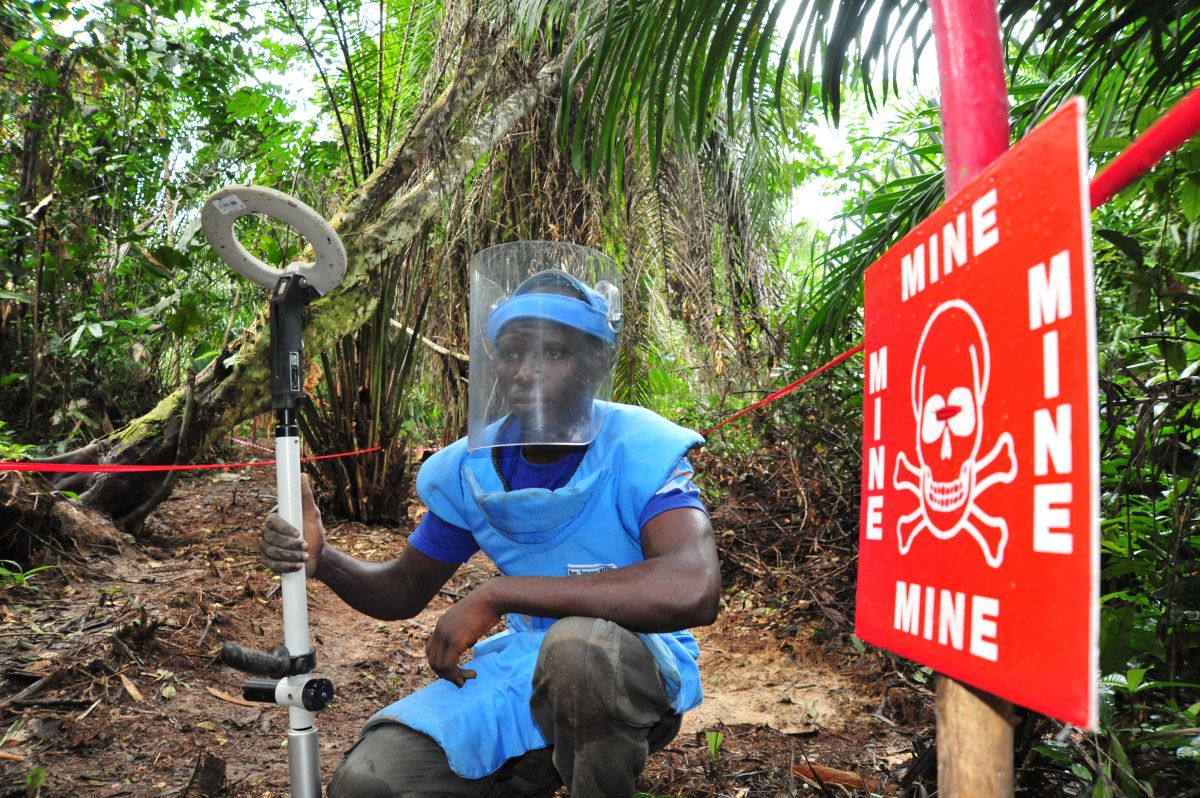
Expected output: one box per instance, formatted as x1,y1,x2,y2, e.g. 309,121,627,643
792,1,1200,358
500,0,1200,190
533,0,934,177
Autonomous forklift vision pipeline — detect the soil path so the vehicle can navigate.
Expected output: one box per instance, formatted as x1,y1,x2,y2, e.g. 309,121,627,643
1,467,918,796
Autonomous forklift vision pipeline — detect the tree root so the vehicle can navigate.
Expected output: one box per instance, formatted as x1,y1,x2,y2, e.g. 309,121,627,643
36,441,103,465
1,472,123,563
117,370,196,536
29,441,106,494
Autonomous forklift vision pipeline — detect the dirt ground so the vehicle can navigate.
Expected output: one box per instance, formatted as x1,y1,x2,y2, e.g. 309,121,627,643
0,458,928,797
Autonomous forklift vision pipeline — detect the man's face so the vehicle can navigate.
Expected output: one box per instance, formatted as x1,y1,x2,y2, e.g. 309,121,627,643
495,320,600,437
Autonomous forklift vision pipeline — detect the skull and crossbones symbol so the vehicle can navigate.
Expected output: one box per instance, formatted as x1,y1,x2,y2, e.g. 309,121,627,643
892,300,1017,568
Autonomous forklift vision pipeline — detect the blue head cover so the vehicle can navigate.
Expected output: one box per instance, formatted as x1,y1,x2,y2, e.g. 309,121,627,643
487,269,618,345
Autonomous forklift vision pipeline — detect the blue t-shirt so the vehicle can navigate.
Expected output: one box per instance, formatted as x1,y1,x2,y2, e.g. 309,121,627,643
409,447,707,564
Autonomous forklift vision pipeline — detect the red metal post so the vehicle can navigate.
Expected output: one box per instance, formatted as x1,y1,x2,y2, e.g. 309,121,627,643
929,0,1011,194
927,1,1016,795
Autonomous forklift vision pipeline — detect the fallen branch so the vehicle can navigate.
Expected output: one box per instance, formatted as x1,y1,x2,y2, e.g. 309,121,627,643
0,670,63,713
195,614,214,648
390,319,469,362
793,763,884,792
206,686,258,708
119,672,145,703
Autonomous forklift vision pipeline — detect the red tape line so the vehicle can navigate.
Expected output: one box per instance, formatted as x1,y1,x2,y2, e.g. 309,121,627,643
701,88,1200,437
225,435,276,455
1090,84,1200,208
0,446,383,474
701,344,866,437
8,94,1198,460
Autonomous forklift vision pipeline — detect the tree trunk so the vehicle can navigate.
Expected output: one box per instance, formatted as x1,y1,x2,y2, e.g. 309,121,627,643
66,49,562,528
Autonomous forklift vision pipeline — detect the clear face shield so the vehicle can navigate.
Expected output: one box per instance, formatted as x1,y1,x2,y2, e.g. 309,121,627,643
467,242,622,451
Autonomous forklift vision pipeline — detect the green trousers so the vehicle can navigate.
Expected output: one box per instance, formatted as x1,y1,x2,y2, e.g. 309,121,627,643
327,616,683,798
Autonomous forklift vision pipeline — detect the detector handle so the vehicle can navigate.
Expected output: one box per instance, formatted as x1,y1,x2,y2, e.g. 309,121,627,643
201,184,336,798
221,642,292,679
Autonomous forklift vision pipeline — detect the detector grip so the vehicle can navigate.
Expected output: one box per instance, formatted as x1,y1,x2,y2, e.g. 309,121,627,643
221,642,291,679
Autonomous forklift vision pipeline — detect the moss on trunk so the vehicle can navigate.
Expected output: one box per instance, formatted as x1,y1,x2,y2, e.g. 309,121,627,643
75,54,562,528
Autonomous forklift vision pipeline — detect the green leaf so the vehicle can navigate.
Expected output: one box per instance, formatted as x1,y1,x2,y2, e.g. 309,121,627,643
1095,229,1144,267
1181,177,1200,223
24,767,47,791
226,87,272,120
1107,731,1143,797
140,258,174,280
112,1,141,22
165,299,204,338
6,40,44,68
1033,743,1071,763
1125,667,1148,693
1070,761,1092,781
191,345,218,372
1091,136,1131,155
154,245,191,271
1100,605,1166,674
32,67,59,88
705,729,724,762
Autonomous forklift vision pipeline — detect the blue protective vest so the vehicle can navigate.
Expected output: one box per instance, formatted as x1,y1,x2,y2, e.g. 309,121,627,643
366,402,706,778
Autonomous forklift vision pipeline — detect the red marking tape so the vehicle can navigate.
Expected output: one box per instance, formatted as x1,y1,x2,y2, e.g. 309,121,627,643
0,446,382,474
225,435,276,455
701,88,1200,439
1090,84,1200,207
702,344,866,437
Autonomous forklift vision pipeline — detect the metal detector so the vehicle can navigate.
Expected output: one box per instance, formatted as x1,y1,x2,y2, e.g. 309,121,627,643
201,185,347,798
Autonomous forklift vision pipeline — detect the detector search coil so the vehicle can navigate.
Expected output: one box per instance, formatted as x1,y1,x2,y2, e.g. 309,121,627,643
200,185,346,296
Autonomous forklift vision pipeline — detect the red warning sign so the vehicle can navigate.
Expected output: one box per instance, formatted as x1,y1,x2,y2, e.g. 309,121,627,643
856,98,1098,729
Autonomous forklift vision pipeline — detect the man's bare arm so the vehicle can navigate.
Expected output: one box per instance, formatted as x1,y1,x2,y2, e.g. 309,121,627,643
427,507,719,685
482,507,719,630
314,544,460,621
260,475,459,621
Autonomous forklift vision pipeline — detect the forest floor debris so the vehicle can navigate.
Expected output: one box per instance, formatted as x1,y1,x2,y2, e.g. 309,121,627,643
1,452,926,796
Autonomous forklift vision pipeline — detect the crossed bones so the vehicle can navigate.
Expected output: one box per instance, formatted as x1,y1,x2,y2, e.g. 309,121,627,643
892,433,1017,567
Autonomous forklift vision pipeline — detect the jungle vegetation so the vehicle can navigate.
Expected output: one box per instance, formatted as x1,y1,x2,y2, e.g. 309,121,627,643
2,0,1198,793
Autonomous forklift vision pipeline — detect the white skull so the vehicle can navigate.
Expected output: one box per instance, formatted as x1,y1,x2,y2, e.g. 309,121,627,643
910,302,990,534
